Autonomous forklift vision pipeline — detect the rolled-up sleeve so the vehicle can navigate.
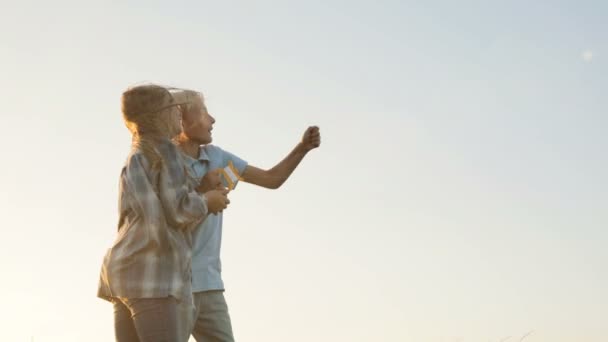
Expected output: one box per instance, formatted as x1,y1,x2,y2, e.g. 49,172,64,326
157,143,209,230
125,150,208,235
158,166,208,230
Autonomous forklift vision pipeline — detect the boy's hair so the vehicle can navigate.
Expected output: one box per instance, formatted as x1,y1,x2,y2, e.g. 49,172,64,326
121,84,185,169
170,89,204,116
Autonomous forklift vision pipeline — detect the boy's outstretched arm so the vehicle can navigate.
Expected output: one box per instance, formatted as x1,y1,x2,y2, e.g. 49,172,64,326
241,126,320,189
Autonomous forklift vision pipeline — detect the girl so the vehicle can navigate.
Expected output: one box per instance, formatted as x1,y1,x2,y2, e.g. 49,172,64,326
98,84,229,342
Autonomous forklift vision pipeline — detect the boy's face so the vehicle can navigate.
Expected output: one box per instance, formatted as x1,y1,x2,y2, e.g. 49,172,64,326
182,99,215,145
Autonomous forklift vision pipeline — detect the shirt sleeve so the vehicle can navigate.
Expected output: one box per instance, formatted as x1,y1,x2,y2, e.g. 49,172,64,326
157,144,209,230
125,150,208,233
213,145,248,189
122,153,166,243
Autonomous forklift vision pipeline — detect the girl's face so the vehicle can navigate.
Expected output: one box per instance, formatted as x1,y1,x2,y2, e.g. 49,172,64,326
182,99,216,145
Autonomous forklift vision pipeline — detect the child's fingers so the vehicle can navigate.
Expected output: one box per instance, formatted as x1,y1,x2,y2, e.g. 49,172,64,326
306,126,319,136
303,126,320,147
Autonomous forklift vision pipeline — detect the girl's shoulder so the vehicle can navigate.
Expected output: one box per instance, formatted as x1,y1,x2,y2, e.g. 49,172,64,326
124,147,149,168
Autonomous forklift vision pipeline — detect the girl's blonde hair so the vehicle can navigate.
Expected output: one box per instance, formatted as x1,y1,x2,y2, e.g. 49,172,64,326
121,84,184,169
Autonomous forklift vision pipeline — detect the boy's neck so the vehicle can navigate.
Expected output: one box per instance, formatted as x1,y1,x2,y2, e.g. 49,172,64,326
177,138,201,159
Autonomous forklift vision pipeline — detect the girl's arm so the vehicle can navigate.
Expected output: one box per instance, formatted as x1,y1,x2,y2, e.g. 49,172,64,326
126,151,209,232
156,143,230,229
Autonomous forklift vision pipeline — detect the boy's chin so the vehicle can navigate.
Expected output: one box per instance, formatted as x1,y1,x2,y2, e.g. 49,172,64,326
199,135,212,145
184,133,212,145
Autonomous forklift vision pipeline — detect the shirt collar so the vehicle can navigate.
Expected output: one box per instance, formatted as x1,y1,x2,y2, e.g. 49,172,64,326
197,145,210,161
181,145,209,167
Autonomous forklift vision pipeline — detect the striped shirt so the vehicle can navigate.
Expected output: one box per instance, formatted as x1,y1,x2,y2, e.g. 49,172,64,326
98,139,208,301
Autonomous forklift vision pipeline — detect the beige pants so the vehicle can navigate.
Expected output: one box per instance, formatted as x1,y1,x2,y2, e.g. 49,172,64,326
180,290,235,342
177,288,196,342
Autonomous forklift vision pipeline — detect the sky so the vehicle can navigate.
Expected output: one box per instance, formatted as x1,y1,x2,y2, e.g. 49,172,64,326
0,0,606,341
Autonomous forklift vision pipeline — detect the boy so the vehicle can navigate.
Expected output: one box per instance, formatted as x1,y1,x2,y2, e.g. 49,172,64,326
173,89,320,341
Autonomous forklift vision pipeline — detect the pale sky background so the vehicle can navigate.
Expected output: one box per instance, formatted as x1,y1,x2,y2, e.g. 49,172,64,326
1,0,606,341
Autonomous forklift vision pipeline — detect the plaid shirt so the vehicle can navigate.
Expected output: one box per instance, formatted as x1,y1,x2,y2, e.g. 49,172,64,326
98,140,208,301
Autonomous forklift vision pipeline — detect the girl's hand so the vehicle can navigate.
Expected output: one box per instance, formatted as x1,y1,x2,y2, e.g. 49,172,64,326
197,170,223,193
204,189,230,214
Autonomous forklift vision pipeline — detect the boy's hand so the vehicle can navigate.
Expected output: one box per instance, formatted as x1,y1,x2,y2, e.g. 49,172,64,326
204,188,230,214
300,126,321,152
197,170,224,193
